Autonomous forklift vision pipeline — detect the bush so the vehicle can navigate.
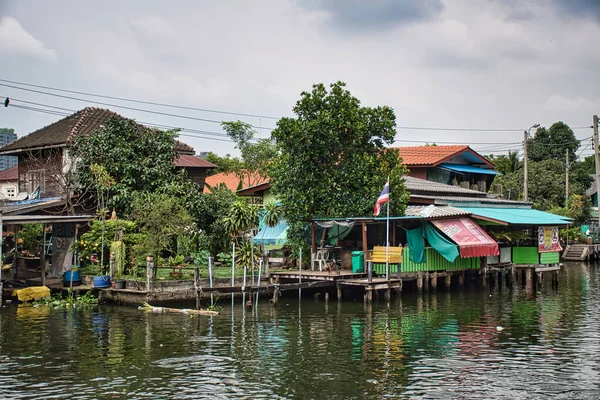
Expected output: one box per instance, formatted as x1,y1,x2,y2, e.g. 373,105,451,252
74,219,136,268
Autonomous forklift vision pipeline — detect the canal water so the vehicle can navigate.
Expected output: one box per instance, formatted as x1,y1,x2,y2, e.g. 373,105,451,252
0,262,598,399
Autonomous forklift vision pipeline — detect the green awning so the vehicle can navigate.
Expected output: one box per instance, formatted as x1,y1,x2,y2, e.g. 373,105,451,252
457,207,572,226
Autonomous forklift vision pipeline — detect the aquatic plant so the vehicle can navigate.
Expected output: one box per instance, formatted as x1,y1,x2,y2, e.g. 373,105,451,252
33,289,98,308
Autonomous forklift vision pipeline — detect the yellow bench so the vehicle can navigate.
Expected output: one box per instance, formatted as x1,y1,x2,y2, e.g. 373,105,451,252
368,246,403,264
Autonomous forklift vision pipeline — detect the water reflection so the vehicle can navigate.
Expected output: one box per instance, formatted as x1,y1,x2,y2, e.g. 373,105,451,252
0,262,598,398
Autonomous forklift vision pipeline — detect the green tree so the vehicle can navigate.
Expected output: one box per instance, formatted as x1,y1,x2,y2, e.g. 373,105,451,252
487,151,521,175
71,117,180,215
131,192,194,262
269,81,409,251
528,122,579,163
203,152,244,176
221,120,278,187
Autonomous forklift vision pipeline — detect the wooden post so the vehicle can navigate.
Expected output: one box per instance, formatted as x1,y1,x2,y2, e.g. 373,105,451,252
40,223,45,287
445,273,451,289
146,255,154,292
392,221,396,246
424,272,430,291
525,268,533,292
325,292,329,302
395,279,403,295
458,270,465,286
194,266,200,310
511,266,517,286
431,272,437,290
385,288,391,302
417,272,423,290
480,257,487,287
362,222,368,272
368,260,373,283
367,289,373,303
272,288,278,305
337,284,342,301
537,271,543,287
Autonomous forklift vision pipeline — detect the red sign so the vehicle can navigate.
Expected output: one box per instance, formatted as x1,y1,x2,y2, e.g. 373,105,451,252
538,227,562,253
432,218,499,258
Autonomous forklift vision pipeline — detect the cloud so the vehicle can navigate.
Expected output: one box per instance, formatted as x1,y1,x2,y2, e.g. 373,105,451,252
552,0,600,19
0,16,56,62
297,0,444,32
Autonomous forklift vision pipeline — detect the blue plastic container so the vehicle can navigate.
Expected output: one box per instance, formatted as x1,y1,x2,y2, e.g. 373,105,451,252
93,275,111,288
63,270,82,287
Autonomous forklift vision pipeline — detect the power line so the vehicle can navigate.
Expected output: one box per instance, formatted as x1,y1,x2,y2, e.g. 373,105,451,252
5,101,243,144
0,77,280,120
0,83,277,131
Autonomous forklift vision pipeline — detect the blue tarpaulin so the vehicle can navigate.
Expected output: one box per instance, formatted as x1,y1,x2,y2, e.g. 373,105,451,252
254,219,288,246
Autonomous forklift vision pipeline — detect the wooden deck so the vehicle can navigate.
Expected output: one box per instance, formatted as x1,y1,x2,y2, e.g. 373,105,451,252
271,270,367,281
338,278,402,291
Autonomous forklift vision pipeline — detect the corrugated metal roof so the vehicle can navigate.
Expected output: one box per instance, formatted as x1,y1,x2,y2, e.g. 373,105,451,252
174,154,216,168
458,207,573,226
411,194,530,206
439,163,499,175
404,176,487,197
405,205,472,218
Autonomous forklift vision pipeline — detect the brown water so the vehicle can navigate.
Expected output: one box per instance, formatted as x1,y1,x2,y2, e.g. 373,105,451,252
0,262,598,399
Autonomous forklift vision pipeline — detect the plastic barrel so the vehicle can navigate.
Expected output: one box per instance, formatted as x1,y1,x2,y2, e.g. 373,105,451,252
93,275,111,288
351,251,364,273
63,270,82,287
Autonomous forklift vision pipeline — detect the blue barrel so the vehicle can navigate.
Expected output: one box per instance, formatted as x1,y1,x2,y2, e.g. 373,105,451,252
63,270,81,286
93,275,111,288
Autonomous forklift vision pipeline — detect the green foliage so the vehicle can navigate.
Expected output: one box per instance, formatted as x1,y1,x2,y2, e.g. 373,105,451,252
204,152,244,175
548,194,591,224
269,81,409,252
488,229,531,245
132,192,195,260
561,227,583,242
527,122,579,163
194,186,237,254
34,289,98,308
75,220,136,267
167,254,186,267
487,151,521,175
216,252,232,264
236,240,261,270
192,250,211,267
19,224,44,255
72,117,180,215
262,202,283,227
220,199,258,243
111,240,126,278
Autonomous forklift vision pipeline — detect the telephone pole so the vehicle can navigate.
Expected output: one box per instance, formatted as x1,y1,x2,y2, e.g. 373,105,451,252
523,130,528,202
594,115,599,208
565,148,569,205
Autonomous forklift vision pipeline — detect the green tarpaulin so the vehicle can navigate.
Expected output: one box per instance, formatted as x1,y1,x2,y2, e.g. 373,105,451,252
406,223,460,264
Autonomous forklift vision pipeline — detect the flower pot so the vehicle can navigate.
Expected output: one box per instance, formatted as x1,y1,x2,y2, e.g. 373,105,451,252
114,279,126,290
170,272,183,278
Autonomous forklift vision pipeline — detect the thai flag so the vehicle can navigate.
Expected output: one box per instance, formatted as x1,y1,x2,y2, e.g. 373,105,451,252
373,179,389,216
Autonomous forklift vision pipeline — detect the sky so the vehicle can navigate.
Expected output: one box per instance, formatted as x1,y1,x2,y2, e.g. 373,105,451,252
0,0,598,159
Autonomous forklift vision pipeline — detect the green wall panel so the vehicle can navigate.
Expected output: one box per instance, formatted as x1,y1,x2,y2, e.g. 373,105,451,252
540,251,560,264
402,247,479,272
512,247,539,264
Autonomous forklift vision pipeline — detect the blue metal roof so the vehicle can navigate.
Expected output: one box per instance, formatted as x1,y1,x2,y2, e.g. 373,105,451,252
440,163,500,175
458,207,572,226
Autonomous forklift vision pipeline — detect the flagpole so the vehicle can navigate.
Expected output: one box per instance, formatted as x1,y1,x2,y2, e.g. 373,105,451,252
385,178,390,281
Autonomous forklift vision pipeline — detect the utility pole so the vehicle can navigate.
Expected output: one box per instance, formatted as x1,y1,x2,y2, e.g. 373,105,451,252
594,115,600,210
523,130,528,202
565,148,569,205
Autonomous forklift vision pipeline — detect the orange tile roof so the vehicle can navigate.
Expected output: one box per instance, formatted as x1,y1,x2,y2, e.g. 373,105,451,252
203,171,269,193
393,145,491,167
0,166,17,182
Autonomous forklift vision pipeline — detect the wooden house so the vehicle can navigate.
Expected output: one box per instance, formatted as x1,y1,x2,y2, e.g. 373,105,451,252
0,107,215,202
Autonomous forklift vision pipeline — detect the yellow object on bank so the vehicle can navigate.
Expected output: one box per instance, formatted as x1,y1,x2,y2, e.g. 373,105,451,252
12,286,51,302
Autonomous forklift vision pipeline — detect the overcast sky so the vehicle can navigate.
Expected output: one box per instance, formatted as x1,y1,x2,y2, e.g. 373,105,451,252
0,0,598,159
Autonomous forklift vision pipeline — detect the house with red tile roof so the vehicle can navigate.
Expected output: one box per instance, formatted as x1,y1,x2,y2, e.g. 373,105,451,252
394,145,499,192
0,165,19,200
204,171,269,196
0,107,215,199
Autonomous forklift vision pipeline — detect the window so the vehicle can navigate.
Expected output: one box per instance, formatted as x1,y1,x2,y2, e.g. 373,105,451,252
28,169,46,193
5,187,15,197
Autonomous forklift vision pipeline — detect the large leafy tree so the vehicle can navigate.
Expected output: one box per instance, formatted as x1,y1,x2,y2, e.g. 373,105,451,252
528,122,579,163
487,151,521,175
269,81,409,250
72,117,182,215
203,152,244,176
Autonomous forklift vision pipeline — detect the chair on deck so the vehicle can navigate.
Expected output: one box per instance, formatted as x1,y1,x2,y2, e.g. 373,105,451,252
313,250,329,271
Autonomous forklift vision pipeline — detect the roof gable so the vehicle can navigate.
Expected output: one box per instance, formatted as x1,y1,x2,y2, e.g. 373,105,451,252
0,107,195,155
394,145,494,168
204,171,268,193
0,166,18,182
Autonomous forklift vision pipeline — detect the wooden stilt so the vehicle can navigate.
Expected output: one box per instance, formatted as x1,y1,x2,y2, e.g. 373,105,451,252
445,273,451,289
431,272,437,290
525,269,533,293
511,266,517,286
537,271,543,287
367,289,373,303
395,279,403,295
424,272,430,291
272,289,279,305
385,288,391,302
325,292,329,302
458,271,465,286
337,284,342,301
417,272,423,290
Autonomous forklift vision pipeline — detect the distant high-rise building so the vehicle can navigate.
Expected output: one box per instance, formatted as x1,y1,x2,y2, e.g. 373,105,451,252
0,128,18,171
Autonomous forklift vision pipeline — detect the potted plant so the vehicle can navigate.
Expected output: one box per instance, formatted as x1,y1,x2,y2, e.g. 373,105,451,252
167,255,186,278
111,240,126,289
